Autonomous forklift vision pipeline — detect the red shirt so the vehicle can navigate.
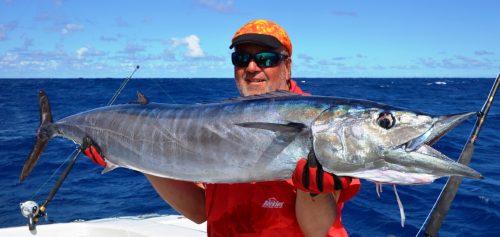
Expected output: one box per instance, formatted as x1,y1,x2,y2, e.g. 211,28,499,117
205,80,360,236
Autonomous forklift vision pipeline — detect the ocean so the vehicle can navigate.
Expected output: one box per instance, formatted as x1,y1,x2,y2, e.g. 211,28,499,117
0,78,499,236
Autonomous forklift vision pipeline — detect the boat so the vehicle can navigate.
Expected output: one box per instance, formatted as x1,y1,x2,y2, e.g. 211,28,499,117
0,214,207,237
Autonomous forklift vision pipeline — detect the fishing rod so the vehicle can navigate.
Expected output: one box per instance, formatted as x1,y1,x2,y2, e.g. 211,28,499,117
20,65,140,231
418,74,500,237
108,65,140,105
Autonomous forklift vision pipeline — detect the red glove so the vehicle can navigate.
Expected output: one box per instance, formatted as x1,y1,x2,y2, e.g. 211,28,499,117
292,158,352,194
81,136,107,167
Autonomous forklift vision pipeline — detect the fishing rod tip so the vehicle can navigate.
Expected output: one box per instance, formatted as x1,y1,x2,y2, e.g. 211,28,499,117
136,65,140,69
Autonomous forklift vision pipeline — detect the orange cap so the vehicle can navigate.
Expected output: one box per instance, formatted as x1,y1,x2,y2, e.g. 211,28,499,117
229,19,292,56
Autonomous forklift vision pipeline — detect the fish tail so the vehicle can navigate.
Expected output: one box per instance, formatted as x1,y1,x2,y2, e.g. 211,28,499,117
20,90,56,182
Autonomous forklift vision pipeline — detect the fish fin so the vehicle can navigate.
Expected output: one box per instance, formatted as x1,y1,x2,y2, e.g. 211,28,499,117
241,122,309,170
237,122,307,148
224,90,301,102
39,90,53,125
20,90,56,182
235,122,306,134
129,91,149,105
101,163,119,174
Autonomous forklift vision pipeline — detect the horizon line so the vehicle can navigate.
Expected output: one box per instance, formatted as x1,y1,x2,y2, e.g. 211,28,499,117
0,77,495,80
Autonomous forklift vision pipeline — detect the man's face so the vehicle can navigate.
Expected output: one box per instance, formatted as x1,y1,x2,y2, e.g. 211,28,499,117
233,44,291,96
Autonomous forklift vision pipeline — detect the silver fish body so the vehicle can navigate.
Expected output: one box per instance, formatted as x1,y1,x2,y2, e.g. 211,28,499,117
20,91,482,184
55,98,320,182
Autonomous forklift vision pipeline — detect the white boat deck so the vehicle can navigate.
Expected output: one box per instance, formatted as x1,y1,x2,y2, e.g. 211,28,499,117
0,215,207,237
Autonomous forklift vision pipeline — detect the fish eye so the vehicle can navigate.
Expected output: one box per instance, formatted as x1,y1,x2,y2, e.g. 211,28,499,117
377,111,395,129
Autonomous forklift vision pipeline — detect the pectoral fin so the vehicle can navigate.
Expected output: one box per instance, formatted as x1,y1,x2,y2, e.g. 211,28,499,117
101,162,119,174
236,122,306,134
236,122,309,166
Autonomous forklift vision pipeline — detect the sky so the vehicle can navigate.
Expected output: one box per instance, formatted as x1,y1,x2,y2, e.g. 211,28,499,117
0,0,499,78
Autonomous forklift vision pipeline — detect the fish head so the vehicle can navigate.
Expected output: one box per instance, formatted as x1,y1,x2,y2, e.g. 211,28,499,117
311,105,482,184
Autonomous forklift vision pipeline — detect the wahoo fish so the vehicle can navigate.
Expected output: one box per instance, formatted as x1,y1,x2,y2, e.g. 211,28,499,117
20,90,482,185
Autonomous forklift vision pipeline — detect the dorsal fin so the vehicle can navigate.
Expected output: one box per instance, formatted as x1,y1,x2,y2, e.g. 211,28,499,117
129,91,149,105
224,90,301,102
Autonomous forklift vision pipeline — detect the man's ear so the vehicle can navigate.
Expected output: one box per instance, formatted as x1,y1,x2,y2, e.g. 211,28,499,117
285,58,292,79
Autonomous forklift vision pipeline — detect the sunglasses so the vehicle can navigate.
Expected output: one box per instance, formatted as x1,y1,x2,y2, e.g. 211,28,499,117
231,51,288,68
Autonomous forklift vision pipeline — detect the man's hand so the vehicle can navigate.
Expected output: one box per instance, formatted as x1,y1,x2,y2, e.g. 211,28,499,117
81,136,106,167
292,159,352,195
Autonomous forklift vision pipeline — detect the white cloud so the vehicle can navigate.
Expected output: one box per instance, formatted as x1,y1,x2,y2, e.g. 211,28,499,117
417,55,492,69
76,47,88,59
1,52,18,64
185,35,204,57
124,42,145,54
297,54,314,64
0,51,60,71
75,47,106,60
172,35,205,58
61,23,83,35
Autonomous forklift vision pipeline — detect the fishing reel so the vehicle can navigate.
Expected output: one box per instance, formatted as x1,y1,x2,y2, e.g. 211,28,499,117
20,200,46,231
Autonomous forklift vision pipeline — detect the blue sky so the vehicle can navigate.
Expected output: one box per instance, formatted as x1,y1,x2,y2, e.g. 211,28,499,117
1,0,499,78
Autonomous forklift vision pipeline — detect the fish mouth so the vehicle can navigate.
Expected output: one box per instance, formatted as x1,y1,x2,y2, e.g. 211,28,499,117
405,112,477,151
387,112,483,180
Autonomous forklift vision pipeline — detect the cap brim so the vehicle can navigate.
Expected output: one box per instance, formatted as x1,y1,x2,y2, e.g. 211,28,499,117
229,33,283,49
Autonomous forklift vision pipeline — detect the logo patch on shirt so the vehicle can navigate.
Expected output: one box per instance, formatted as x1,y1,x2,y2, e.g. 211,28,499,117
261,197,284,209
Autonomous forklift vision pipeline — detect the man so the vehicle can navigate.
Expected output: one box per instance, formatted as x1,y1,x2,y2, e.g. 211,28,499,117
86,19,360,236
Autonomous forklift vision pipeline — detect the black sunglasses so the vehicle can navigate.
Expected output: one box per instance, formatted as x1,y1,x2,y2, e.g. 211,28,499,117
231,51,288,68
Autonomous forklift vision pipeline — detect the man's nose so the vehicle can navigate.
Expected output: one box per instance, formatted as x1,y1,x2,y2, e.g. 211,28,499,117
245,60,261,72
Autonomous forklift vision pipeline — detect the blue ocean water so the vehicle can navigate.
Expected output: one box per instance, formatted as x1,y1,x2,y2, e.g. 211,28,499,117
0,78,499,236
